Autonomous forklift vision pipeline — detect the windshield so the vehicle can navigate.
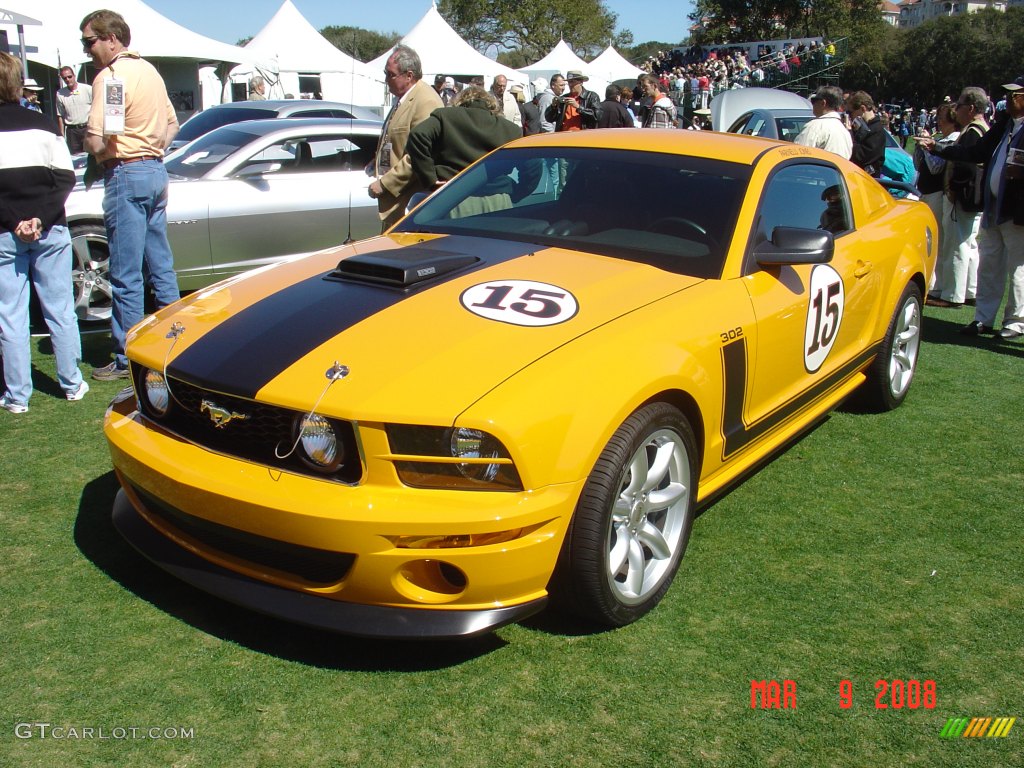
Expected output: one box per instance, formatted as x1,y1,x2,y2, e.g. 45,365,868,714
175,107,277,143
165,128,253,179
394,147,749,279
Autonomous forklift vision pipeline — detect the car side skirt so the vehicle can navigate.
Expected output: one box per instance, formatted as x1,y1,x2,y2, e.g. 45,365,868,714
112,490,547,640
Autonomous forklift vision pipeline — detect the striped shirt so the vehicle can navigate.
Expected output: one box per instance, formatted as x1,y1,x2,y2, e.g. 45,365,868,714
0,102,75,234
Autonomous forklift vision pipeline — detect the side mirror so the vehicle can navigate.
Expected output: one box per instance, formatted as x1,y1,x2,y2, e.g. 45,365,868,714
754,226,834,266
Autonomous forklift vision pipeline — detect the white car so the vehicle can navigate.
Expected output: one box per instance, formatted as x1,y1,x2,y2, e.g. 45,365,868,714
64,118,382,322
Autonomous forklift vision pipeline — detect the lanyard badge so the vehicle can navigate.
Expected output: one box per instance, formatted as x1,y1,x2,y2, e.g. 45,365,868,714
103,76,125,135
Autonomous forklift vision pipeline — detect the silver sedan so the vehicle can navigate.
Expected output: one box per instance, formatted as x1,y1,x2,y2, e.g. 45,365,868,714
64,118,383,322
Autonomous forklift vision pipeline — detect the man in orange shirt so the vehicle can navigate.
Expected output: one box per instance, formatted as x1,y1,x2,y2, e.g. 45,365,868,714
544,70,601,132
81,9,180,380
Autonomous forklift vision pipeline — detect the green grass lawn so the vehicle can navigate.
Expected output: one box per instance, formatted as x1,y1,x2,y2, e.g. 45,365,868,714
2,307,1022,768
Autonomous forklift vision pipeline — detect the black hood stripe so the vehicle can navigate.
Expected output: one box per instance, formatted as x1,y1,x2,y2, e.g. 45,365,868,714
167,236,538,398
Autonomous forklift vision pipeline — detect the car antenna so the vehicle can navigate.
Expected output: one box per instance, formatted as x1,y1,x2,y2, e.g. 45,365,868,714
342,29,356,245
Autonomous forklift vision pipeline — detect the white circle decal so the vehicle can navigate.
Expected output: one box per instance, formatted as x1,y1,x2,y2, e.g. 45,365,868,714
460,280,579,327
803,264,845,373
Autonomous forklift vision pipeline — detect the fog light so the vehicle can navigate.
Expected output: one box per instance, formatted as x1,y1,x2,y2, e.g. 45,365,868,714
297,413,339,468
143,369,170,415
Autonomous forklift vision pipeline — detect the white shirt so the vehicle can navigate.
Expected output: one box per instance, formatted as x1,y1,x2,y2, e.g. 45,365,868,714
793,111,853,160
499,90,523,128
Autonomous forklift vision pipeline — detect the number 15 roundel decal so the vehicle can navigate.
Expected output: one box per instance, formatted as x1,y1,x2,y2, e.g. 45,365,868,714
461,280,579,327
804,264,845,373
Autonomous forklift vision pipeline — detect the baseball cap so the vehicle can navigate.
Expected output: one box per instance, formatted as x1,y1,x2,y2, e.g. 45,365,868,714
1002,75,1024,91
23,78,43,91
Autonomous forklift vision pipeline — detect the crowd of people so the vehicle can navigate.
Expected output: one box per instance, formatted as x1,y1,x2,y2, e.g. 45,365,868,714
2,13,1023,414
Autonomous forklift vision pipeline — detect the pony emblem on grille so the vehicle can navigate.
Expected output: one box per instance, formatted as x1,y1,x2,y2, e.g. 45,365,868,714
200,399,249,428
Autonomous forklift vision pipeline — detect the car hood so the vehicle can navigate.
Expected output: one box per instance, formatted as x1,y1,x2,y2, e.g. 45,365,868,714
133,233,702,424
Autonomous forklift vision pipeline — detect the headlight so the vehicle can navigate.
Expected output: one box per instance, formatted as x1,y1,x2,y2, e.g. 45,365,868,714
143,369,170,416
385,425,522,491
296,413,341,470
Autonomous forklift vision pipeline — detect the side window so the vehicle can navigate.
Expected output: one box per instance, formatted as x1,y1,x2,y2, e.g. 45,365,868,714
235,139,299,175
234,135,378,175
729,114,752,135
746,116,769,137
752,163,851,247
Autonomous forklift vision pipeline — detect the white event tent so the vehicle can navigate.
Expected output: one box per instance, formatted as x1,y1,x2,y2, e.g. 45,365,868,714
589,45,645,86
369,3,526,97
0,0,251,116
518,39,589,83
234,0,385,107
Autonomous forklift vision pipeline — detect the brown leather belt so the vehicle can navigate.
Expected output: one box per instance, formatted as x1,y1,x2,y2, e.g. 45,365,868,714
102,156,161,170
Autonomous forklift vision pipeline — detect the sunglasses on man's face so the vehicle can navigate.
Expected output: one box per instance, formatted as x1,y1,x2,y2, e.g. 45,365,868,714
81,36,101,49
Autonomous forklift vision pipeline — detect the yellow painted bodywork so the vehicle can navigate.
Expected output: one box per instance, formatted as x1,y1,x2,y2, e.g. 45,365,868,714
107,130,937,616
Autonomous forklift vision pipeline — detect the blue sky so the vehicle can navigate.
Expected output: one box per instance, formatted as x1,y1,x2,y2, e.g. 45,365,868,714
144,0,694,51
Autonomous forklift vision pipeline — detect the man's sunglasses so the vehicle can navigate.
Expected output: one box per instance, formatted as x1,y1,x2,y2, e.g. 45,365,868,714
81,36,101,49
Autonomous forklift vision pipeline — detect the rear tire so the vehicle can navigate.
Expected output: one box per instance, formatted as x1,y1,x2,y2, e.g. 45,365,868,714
861,282,922,411
554,402,697,627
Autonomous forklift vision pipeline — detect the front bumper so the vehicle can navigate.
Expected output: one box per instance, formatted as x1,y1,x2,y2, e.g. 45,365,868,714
105,395,582,638
113,491,546,639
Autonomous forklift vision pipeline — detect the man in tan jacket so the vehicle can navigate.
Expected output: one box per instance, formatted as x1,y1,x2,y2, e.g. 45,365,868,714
369,45,443,231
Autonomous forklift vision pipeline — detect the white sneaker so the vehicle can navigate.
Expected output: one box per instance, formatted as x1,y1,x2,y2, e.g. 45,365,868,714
66,380,90,401
0,393,28,414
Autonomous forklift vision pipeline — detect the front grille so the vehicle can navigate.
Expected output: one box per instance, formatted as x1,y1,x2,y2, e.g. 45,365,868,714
132,484,356,585
131,366,361,483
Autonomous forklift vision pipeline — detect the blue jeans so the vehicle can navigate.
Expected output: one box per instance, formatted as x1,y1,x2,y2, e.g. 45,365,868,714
0,226,84,404
103,159,180,367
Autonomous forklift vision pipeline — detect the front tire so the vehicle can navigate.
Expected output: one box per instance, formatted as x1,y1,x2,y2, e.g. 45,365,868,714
861,282,922,411
555,402,698,627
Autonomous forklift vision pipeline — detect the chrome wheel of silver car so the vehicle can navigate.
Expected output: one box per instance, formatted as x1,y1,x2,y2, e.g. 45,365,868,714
555,402,697,627
71,223,112,322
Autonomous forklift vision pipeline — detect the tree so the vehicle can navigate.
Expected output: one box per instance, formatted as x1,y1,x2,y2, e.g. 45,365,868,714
885,8,1024,106
320,26,402,62
627,41,686,64
438,0,632,62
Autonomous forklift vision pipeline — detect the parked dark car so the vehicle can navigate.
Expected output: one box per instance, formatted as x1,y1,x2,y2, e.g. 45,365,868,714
169,100,382,152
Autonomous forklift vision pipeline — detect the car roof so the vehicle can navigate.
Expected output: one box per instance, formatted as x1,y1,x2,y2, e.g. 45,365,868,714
507,127,791,167
710,87,812,131
197,100,380,118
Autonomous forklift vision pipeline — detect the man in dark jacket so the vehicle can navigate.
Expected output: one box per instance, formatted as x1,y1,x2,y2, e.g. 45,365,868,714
598,84,632,128
921,76,1024,339
545,70,601,131
406,86,523,187
845,91,886,177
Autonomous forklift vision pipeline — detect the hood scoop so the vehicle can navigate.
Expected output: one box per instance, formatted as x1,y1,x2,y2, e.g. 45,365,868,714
329,247,480,290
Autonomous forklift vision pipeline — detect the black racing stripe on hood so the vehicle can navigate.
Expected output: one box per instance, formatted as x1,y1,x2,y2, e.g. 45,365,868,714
166,235,538,398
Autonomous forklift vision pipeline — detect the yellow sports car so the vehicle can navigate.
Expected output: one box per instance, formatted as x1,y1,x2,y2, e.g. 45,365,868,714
105,130,936,638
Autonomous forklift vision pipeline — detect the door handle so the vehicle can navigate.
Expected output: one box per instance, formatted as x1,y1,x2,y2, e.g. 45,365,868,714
854,261,873,278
